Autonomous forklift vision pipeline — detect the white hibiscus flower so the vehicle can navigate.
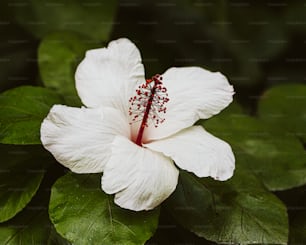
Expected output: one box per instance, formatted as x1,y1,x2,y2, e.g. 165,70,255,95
40,38,235,211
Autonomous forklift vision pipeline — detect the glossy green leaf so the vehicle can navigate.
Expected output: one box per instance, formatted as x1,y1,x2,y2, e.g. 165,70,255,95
166,170,288,245
11,0,117,41
0,207,50,245
38,32,95,106
0,177,52,245
49,173,160,245
0,86,63,144
202,103,306,191
0,145,48,223
258,84,306,142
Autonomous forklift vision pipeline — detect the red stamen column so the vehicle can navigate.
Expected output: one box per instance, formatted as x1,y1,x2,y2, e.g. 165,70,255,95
128,74,169,146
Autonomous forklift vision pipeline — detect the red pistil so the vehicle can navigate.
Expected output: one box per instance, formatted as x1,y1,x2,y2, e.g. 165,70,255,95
135,83,156,146
129,74,169,146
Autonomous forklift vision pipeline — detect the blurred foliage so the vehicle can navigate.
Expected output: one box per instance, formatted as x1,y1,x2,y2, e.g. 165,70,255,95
111,0,306,110
6,0,117,41
0,0,305,244
38,32,97,106
1,0,305,105
258,84,306,142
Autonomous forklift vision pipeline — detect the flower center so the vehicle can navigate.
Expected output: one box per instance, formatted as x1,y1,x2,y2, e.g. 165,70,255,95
129,74,169,146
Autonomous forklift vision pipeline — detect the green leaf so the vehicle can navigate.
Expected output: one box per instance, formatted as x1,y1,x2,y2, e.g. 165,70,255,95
0,145,48,223
202,104,306,191
11,0,117,41
0,86,63,144
49,173,160,245
38,32,95,106
0,206,50,244
0,176,52,244
258,84,306,142
166,170,288,245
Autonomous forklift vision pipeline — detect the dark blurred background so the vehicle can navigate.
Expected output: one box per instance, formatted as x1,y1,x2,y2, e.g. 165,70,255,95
1,0,305,112
111,0,306,111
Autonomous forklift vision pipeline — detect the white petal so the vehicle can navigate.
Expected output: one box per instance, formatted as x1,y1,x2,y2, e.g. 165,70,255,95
143,67,234,141
101,136,179,211
75,38,145,113
40,105,130,173
145,126,235,181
